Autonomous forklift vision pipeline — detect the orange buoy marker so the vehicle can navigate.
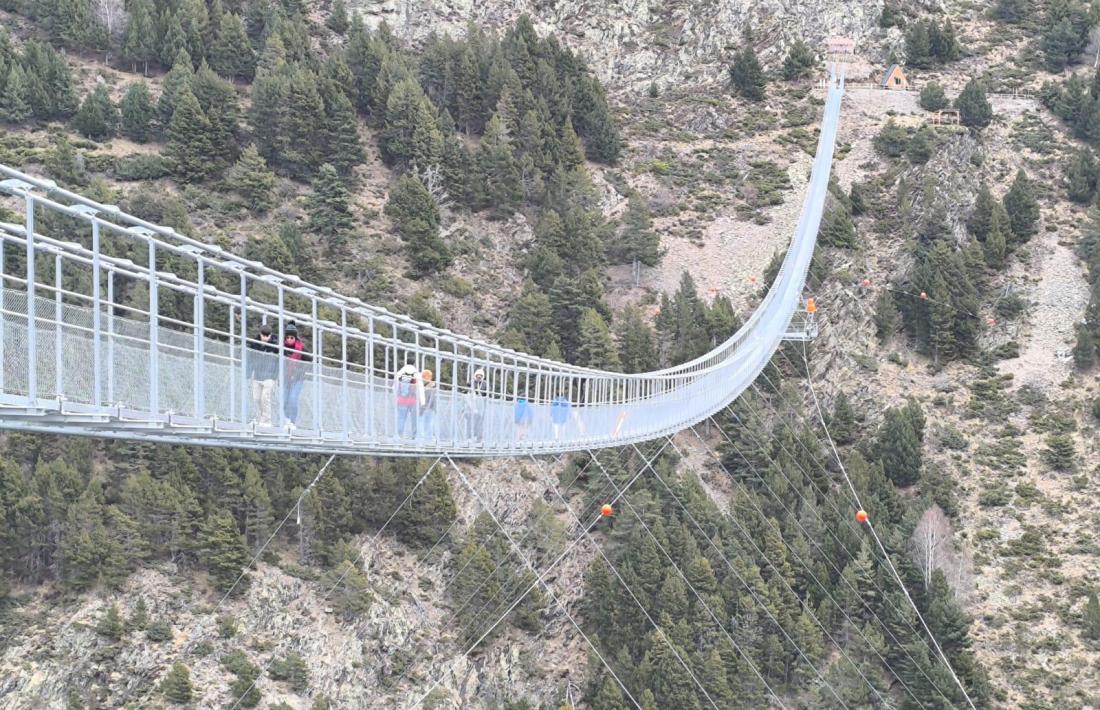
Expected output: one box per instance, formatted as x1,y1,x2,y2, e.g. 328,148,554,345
986,318,996,326
750,276,757,284
855,510,869,524
806,298,817,314
601,504,614,517
861,278,871,287
919,291,928,300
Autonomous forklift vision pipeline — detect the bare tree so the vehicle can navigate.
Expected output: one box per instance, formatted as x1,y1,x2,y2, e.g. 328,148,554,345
910,504,971,602
93,0,128,64
415,163,453,214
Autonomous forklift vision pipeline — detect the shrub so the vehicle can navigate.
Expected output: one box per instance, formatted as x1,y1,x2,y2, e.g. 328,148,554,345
114,153,173,181
919,82,950,111
146,619,173,642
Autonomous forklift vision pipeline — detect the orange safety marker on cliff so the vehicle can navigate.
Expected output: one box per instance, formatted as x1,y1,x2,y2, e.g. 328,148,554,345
919,292,928,300
601,504,614,517
855,510,869,524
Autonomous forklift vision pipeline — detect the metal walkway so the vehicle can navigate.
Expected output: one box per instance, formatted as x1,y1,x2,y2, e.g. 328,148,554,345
0,76,844,457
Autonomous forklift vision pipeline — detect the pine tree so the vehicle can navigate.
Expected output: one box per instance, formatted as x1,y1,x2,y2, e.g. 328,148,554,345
380,78,441,169
819,203,858,247
875,406,923,486
874,118,908,157
906,21,933,68
872,289,899,342
955,79,992,129
281,66,327,177
72,84,118,141
158,49,195,127
830,392,858,445
1066,148,1098,203
308,164,356,253
120,82,156,142
576,308,621,370
967,184,995,241
165,85,216,183
1005,169,1040,243
160,663,193,703
226,144,276,213
618,194,662,279
320,79,365,174
1044,17,1086,71
985,202,1010,268
589,676,629,710
327,0,350,34
191,61,240,168
1085,590,1100,640
931,20,961,62
919,82,949,111
506,283,560,356
96,604,124,640
384,174,450,274
477,113,522,217
159,12,188,68
907,125,935,164
730,46,766,101
574,76,621,164
0,65,33,123
782,40,815,81
209,13,255,81
201,510,249,594
248,44,289,161
1043,432,1076,470
122,0,157,75
177,0,209,64
616,306,658,373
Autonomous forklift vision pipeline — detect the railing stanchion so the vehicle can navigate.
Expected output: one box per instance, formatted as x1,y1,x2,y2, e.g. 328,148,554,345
53,252,62,398
312,297,320,433
91,221,101,407
194,259,204,418
25,194,37,402
277,284,285,428
0,231,6,394
340,306,349,440
239,274,248,425
107,269,114,404
148,240,158,414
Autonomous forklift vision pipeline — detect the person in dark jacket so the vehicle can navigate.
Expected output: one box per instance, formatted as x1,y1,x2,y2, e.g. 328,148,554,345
419,369,437,440
282,321,309,427
247,323,278,426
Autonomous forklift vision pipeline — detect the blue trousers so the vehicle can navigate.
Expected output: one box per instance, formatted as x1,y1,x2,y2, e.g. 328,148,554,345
284,380,303,423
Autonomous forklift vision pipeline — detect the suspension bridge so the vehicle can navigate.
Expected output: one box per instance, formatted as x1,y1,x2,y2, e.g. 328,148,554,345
0,80,842,458
0,67,981,709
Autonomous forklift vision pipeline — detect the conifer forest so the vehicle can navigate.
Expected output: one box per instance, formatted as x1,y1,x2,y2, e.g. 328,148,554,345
1,1,1100,708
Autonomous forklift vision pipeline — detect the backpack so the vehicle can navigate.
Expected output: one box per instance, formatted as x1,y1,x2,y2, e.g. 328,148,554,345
397,376,414,398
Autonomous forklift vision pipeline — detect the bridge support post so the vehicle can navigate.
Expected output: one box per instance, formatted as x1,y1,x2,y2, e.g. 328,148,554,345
148,240,159,414
239,273,248,425
340,306,349,440
25,195,37,402
91,222,101,407
54,252,62,398
194,259,204,418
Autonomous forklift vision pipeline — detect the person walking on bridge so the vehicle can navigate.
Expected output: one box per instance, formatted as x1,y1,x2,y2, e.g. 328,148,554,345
465,369,488,442
282,322,309,428
395,363,424,439
419,369,437,440
247,323,278,427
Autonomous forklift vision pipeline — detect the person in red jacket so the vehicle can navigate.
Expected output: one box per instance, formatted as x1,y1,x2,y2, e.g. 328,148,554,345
394,363,424,439
282,322,309,427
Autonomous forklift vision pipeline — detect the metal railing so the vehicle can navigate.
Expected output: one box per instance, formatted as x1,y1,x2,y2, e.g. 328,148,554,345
0,76,844,457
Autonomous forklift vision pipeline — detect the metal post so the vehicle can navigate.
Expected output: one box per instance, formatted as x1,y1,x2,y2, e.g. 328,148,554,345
366,317,374,439
25,195,37,401
239,273,248,425
54,252,62,398
148,240,159,414
107,269,115,404
91,222,101,406
229,304,236,419
0,232,5,393
311,297,319,432
340,307,349,440
277,285,285,427
194,260,204,418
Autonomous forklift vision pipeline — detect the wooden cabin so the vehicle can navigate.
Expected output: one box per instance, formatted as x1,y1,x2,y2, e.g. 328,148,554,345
880,64,909,90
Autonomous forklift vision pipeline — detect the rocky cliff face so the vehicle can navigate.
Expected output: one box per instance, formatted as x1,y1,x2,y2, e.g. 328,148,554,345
351,0,931,90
